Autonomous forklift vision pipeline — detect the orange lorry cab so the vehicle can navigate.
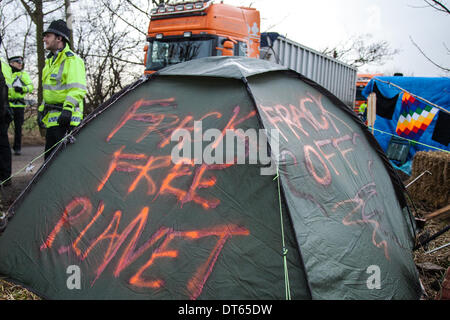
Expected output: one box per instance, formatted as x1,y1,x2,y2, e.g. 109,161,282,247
144,1,260,74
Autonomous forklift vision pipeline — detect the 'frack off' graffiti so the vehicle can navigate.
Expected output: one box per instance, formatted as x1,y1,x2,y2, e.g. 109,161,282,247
259,92,393,259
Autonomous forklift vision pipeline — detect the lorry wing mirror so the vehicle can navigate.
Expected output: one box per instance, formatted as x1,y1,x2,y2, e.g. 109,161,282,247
222,40,234,56
143,44,149,65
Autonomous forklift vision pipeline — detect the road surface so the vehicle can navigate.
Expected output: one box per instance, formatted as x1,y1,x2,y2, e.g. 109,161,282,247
1,145,45,207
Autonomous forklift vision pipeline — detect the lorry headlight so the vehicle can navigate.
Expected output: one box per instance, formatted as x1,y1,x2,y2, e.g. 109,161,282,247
183,32,192,37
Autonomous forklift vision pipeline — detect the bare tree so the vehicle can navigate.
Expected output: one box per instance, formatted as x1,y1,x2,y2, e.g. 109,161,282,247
0,1,35,60
410,0,449,73
322,34,399,68
101,0,148,37
4,0,148,116
75,1,145,114
0,1,39,107
0,0,39,131
2,1,82,104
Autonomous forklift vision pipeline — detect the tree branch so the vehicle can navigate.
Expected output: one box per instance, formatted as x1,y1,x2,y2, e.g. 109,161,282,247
19,0,37,24
124,0,151,17
2,11,28,30
100,0,147,36
22,16,34,58
425,0,450,14
85,53,143,66
43,3,65,16
410,36,450,72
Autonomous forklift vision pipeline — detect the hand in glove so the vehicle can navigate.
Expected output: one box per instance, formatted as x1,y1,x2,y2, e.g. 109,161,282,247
57,109,72,128
14,86,24,94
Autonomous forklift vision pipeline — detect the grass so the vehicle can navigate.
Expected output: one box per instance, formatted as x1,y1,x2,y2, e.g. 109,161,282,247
0,279,40,300
413,218,450,300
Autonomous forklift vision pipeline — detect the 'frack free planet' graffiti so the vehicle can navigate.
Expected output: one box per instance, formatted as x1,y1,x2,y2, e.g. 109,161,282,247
40,97,260,299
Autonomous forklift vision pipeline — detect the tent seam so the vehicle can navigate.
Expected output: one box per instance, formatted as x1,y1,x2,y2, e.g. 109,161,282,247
239,74,314,300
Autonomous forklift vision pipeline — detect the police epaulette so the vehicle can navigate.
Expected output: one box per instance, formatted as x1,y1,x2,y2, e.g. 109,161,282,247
65,51,74,57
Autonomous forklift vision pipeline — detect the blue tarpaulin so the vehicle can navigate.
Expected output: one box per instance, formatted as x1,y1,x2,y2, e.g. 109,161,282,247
362,76,450,174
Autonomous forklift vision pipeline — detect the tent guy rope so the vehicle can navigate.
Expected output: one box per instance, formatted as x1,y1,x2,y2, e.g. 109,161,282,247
367,127,450,153
0,134,71,187
274,166,292,300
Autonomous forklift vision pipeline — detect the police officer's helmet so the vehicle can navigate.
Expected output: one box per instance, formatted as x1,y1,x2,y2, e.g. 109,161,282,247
43,19,71,43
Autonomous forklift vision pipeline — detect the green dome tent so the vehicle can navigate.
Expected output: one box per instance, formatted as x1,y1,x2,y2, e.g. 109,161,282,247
0,57,421,299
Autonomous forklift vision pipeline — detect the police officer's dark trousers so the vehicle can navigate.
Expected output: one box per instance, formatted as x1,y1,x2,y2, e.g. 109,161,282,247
8,107,25,153
45,125,68,161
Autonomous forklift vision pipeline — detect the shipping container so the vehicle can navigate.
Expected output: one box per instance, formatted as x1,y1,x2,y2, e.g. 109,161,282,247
260,32,357,108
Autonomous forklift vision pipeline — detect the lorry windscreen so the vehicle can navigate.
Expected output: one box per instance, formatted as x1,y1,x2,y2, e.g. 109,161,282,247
356,86,366,101
147,38,214,71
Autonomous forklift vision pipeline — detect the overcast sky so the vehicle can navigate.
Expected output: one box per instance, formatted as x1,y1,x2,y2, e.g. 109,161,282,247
225,0,449,77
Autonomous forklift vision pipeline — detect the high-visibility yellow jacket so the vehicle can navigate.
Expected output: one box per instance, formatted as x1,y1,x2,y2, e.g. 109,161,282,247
9,70,34,108
359,103,367,114
1,60,12,119
38,44,87,128
1,59,12,88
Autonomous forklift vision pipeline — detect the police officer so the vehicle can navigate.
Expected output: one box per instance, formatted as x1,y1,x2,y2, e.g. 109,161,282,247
38,20,86,160
359,102,368,122
8,56,34,155
0,36,13,186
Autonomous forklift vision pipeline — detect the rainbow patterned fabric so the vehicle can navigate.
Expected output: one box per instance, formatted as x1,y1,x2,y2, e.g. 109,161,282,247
396,92,439,140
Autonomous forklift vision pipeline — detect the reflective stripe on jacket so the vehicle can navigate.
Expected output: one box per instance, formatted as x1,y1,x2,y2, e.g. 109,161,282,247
38,43,87,128
9,71,34,108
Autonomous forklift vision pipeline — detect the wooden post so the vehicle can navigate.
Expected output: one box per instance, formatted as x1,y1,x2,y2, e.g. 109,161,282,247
367,92,376,134
425,204,450,220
